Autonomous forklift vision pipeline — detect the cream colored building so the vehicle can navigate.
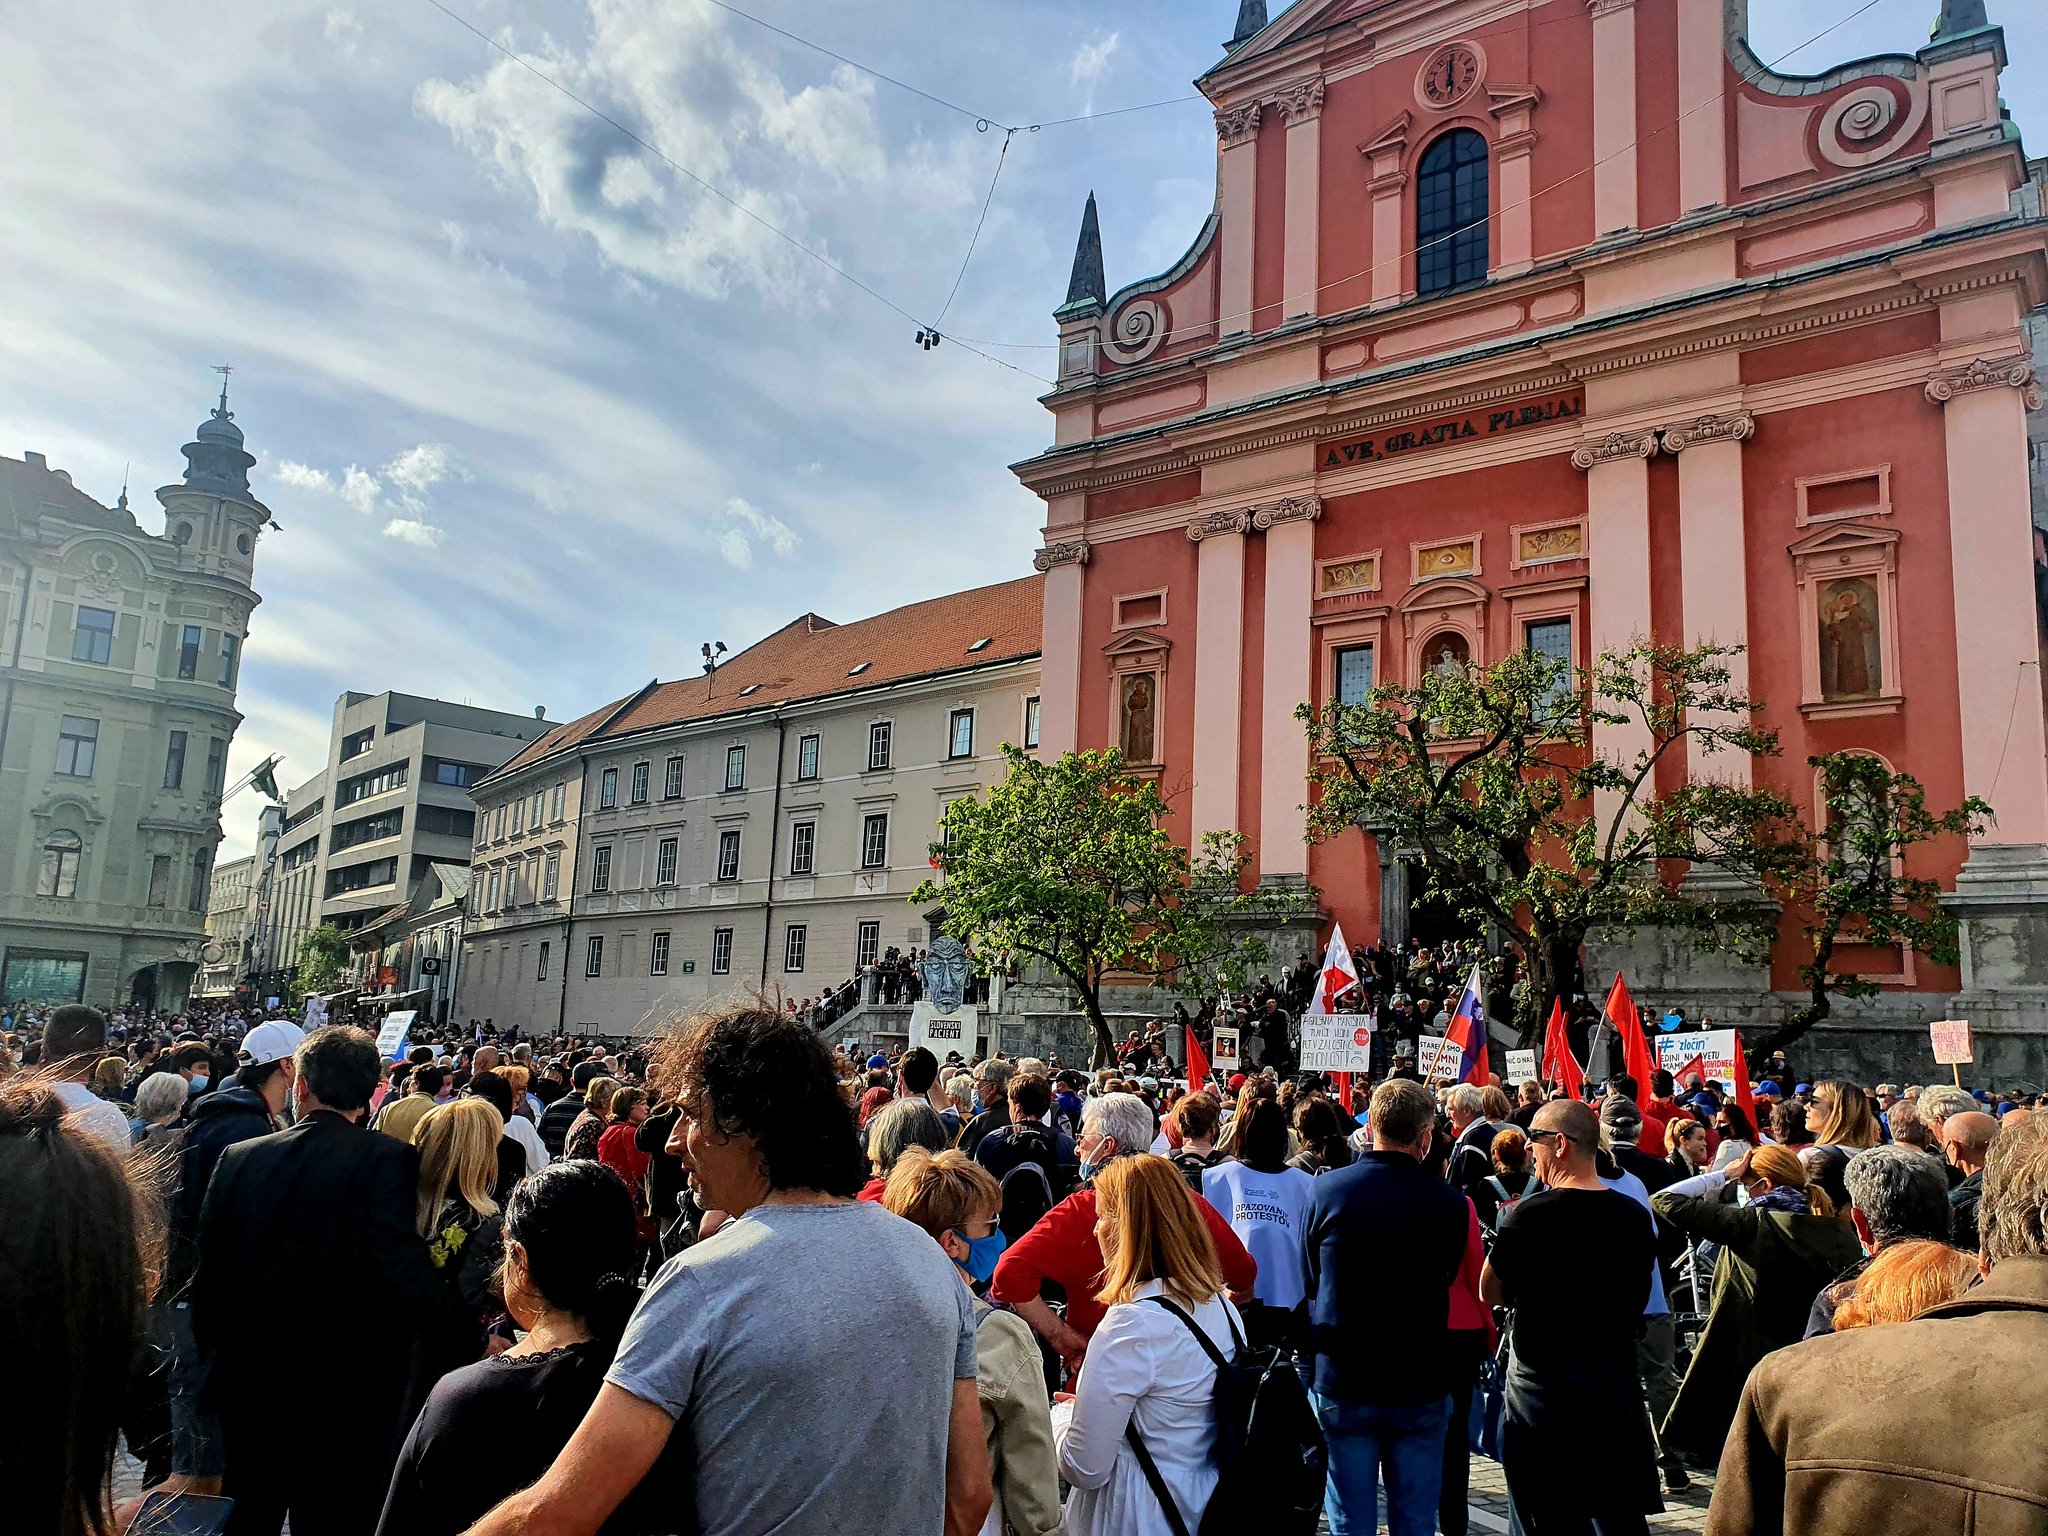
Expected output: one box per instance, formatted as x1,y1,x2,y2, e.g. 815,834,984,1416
0,390,270,1010
459,577,1041,1036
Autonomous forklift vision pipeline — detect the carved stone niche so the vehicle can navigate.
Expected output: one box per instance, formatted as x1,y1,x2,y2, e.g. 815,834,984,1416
1396,577,1489,684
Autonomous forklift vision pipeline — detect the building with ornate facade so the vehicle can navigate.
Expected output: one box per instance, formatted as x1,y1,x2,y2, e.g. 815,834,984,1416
1013,0,2048,1077
263,691,554,981
0,390,270,1010
458,578,1040,1036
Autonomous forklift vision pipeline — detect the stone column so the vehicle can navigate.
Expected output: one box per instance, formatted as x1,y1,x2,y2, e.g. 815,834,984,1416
1254,496,1321,882
1588,0,1639,235
1675,0,1728,211
1275,78,1325,320
1031,538,1090,759
1189,510,1251,846
1373,831,1411,949
1928,356,2048,985
1663,411,1755,788
1573,430,1659,829
1216,104,1262,337
1361,115,1409,307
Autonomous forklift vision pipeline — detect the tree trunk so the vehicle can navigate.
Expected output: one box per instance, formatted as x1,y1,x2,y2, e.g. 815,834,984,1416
1082,983,1117,1071
1745,944,1835,1067
1516,931,1584,1049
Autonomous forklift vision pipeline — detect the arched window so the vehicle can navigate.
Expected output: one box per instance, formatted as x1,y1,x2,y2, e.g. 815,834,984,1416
1416,129,1489,295
38,832,82,899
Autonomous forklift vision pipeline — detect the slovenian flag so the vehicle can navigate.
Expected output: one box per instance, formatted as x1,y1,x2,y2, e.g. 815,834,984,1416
1442,962,1489,1085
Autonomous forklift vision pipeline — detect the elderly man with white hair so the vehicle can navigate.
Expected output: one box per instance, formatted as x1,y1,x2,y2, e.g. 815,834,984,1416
1804,1143,1955,1337
988,1091,1256,1378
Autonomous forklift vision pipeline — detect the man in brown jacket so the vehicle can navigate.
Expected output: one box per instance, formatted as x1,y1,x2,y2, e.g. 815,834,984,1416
1707,1113,2048,1535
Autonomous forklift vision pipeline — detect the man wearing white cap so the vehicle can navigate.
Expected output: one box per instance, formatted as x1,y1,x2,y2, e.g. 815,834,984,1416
160,1018,302,1497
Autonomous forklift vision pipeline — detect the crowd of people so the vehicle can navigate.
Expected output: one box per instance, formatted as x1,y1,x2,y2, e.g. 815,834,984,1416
11,986,2048,1536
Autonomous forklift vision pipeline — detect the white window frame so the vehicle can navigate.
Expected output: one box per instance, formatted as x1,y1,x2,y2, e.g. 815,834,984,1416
55,715,98,778
861,813,889,870
650,931,670,976
796,732,821,781
591,844,613,893
716,828,741,882
655,836,678,886
724,745,746,791
1023,696,1040,749
783,923,807,973
789,821,816,875
664,755,684,799
856,920,881,969
711,926,733,975
599,766,618,809
948,708,975,760
630,761,650,805
867,720,892,772
585,935,604,977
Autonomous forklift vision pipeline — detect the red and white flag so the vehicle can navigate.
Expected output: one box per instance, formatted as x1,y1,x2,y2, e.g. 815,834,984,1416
1304,923,1361,1017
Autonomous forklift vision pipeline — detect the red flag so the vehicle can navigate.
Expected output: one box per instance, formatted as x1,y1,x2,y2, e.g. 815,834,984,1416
1732,1030,1757,1128
1674,1053,1706,1086
1332,1071,1354,1115
1607,973,1655,1113
1540,997,1584,1100
1184,1023,1211,1091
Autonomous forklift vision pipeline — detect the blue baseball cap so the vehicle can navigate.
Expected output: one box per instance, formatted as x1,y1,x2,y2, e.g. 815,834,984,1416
1795,1083,1814,1096
1757,1080,1783,1097
866,1053,888,1070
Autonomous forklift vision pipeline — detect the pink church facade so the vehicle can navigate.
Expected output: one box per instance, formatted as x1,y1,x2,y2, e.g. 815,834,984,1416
1012,0,2048,1069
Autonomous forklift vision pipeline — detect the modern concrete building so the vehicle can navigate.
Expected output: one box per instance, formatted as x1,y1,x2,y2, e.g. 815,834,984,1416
459,577,1041,1036
262,691,554,977
0,387,270,1010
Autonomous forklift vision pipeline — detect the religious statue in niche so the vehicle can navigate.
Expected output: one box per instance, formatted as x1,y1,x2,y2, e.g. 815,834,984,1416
1819,578,1882,701
1427,633,1471,678
1120,673,1158,764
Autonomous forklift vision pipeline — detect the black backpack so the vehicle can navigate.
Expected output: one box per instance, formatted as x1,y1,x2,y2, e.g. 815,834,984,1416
1125,1296,1327,1536
994,1126,1059,1241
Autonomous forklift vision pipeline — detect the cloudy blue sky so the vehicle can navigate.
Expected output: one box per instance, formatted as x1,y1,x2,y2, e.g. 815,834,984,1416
3,0,2042,858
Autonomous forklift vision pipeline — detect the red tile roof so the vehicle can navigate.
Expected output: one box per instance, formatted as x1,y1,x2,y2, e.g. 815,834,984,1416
485,574,1042,785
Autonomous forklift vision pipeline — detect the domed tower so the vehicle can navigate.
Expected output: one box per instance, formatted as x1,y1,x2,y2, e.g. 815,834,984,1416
158,370,270,591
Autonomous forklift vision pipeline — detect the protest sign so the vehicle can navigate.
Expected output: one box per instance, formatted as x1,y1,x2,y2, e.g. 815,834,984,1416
1300,1018,1375,1073
1211,1026,1241,1072
375,1010,417,1062
909,1002,977,1058
1656,1028,1740,1084
1506,1049,1538,1084
1930,1020,1973,1067
304,996,328,1028
1414,1034,1459,1081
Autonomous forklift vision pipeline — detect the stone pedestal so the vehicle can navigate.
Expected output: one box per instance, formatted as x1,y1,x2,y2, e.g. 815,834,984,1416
1946,844,2048,990
1239,873,1328,984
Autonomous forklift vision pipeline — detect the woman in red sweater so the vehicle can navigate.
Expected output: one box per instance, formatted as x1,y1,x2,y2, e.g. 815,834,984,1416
595,1086,658,1275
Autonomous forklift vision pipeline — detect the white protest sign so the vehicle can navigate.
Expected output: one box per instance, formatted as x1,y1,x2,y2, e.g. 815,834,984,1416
1930,1020,1973,1066
1299,1018,1376,1073
1414,1034,1459,1080
909,1002,977,1058
1211,1026,1241,1073
1506,1049,1538,1084
304,996,328,1028
375,1009,417,1061
1656,1028,1740,1084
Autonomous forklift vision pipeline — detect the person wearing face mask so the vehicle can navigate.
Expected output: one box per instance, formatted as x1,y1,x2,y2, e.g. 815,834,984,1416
989,1091,1257,1382
885,1149,1062,1536
1649,1144,1861,1469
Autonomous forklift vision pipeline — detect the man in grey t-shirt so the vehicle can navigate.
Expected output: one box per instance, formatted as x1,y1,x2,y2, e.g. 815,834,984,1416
611,1200,976,1533
462,1005,989,1536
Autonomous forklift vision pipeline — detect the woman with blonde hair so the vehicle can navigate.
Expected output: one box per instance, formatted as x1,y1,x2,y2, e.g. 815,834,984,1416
1801,1079,1881,1214
1054,1152,1243,1536
412,1098,505,1347
1651,1143,1861,1462
1831,1239,1977,1331
884,1149,1062,1536
91,1054,127,1102
561,1076,618,1161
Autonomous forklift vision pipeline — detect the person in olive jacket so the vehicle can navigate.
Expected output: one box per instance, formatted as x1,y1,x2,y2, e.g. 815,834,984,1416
1650,1144,1861,1465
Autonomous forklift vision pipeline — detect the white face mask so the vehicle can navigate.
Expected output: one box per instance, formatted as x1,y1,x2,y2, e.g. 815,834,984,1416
1734,1182,1753,1206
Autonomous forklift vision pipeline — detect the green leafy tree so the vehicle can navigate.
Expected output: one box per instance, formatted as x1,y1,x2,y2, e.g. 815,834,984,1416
295,923,350,998
912,744,1297,1068
1746,752,1990,1065
1302,641,1807,1044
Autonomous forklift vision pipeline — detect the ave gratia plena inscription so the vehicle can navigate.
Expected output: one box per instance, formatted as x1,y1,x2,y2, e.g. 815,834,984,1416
1319,388,1584,470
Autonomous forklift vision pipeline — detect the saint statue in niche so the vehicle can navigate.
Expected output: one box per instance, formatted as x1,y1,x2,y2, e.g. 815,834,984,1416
1120,673,1157,764
1819,578,1881,701
1427,632,1471,679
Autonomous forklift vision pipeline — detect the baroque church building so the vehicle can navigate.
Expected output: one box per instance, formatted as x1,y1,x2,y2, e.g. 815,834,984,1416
0,388,270,1010
1012,0,2048,1077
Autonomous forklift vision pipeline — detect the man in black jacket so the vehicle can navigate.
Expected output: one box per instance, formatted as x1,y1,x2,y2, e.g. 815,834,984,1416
193,1025,457,1536
537,1059,600,1156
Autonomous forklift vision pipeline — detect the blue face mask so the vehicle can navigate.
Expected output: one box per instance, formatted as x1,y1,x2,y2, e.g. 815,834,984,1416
953,1227,1008,1284
189,1075,209,1093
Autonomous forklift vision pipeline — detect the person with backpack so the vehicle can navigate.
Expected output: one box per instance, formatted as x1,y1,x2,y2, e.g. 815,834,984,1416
1168,1093,1227,1189
883,1149,1062,1536
1471,1125,1539,1230
1053,1153,1245,1536
974,1073,1074,1242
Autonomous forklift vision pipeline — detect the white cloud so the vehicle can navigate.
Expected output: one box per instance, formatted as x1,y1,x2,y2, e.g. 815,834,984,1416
725,495,798,557
1069,33,1120,88
383,517,445,548
272,459,333,492
340,463,380,515
716,528,752,569
323,8,364,59
382,441,458,495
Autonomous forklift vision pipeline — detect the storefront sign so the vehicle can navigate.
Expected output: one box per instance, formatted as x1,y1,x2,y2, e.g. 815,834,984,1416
1320,388,1584,471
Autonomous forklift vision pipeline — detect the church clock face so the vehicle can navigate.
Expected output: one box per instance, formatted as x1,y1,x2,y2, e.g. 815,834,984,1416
1419,43,1481,108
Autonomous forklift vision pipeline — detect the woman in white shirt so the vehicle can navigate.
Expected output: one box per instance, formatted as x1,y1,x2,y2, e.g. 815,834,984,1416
1055,1152,1243,1536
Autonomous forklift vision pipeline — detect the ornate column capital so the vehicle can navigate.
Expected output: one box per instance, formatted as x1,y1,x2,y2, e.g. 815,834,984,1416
1186,509,1253,543
1570,430,1660,471
1215,102,1263,150
1659,411,1755,453
1926,356,2042,410
1252,494,1323,530
1031,539,1091,572
1586,0,1635,15
1273,77,1327,125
